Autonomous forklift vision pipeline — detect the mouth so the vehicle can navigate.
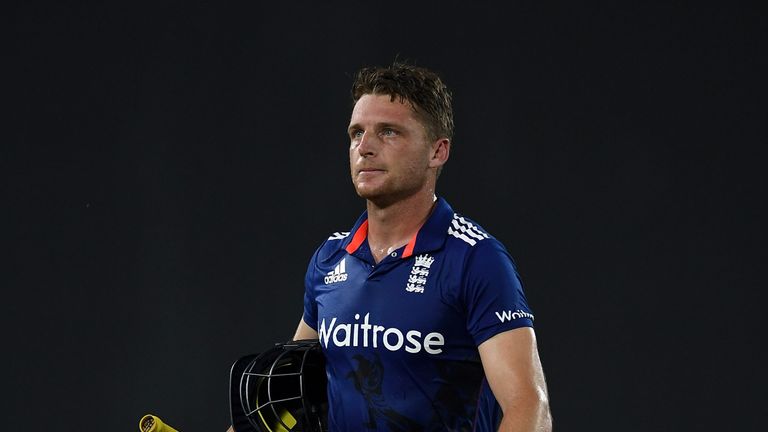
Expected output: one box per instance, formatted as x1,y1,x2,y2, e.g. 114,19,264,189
357,168,385,176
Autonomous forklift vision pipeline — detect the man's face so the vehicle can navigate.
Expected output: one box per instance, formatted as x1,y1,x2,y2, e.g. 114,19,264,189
347,94,438,206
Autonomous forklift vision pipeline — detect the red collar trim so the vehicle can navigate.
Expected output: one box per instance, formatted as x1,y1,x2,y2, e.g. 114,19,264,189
344,220,369,254
344,219,420,259
401,231,418,259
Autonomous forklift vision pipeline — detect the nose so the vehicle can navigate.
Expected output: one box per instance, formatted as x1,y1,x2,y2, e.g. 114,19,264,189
357,131,377,158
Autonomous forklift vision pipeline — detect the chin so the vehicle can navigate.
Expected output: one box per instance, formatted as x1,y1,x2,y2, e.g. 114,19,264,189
354,184,384,200
356,188,411,209
354,180,380,195
354,186,380,200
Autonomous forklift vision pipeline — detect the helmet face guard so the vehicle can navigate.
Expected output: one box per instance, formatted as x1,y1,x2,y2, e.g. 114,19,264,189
230,340,328,432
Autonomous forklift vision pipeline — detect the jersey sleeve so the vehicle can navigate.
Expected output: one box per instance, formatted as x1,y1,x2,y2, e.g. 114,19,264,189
302,245,323,331
462,240,534,346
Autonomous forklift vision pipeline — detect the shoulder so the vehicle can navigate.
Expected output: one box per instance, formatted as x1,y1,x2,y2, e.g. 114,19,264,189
441,212,517,277
310,230,350,263
445,212,507,255
446,212,491,247
326,231,350,241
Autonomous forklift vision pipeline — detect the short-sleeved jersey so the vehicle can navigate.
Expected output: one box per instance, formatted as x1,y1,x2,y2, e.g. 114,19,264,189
303,198,534,431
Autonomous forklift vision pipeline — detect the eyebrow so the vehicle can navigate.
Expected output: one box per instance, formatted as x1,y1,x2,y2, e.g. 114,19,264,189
347,122,403,134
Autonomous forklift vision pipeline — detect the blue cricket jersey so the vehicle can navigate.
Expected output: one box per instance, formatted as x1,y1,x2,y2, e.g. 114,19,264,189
303,197,535,431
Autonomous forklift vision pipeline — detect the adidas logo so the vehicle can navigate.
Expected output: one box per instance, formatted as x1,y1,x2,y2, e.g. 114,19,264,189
324,258,348,284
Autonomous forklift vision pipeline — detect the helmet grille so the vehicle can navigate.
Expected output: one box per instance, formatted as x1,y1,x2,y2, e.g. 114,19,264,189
238,341,327,432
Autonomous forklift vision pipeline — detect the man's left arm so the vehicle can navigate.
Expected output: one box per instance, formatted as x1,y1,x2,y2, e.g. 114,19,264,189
478,327,552,432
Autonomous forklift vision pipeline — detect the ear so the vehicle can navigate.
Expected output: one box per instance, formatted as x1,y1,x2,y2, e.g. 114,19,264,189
428,138,450,169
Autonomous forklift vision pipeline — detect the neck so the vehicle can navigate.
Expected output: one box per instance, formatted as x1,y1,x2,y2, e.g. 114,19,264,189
365,187,437,263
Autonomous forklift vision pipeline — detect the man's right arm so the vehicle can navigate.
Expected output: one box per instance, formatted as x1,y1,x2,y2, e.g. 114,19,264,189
293,317,319,340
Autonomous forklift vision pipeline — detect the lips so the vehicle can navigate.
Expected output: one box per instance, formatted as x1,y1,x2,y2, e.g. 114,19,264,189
358,168,385,175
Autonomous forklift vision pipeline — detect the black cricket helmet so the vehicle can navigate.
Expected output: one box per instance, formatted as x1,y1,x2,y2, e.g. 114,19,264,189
229,340,328,432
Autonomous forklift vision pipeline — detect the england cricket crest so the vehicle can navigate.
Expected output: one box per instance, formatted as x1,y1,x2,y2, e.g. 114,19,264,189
405,254,434,293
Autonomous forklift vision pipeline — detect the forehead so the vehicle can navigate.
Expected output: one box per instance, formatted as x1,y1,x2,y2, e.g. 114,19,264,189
349,94,419,126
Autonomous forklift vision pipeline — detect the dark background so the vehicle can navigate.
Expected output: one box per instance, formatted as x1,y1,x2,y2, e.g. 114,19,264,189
6,1,766,431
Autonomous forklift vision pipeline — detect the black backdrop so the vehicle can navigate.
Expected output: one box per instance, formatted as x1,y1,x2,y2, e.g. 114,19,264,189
6,2,766,431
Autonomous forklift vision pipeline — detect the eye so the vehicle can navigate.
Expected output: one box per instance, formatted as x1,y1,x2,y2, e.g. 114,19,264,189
350,129,364,140
381,128,398,137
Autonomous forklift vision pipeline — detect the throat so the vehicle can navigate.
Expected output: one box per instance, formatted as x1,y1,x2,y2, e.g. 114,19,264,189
370,242,407,263
365,196,436,264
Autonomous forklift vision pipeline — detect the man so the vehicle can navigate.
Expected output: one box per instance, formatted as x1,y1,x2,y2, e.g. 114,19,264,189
293,62,551,431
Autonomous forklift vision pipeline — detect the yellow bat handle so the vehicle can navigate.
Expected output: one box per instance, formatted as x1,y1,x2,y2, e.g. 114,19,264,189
139,414,180,432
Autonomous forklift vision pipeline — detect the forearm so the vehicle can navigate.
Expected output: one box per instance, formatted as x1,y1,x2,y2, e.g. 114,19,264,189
497,394,552,432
